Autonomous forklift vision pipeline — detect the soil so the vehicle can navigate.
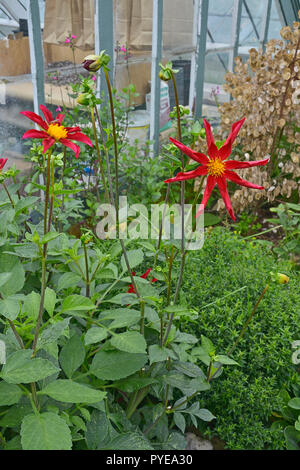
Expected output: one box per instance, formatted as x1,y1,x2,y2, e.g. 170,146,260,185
45,61,89,86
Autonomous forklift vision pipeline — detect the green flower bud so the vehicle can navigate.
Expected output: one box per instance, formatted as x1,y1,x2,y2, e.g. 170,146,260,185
82,51,110,72
270,271,290,284
77,93,91,106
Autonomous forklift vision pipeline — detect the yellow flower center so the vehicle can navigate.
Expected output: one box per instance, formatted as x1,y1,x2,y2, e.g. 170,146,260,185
47,123,68,141
207,158,225,177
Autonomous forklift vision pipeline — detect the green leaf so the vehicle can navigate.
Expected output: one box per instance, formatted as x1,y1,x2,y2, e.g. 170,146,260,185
112,377,157,393
149,344,170,364
204,213,222,227
44,288,57,317
37,318,70,349
1,350,59,384
0,254,25,297
214,354,239,366
84,327,108,346
61,295,95,313
15,197,38,215
161,431,186,450
23,291,41,320
85,410,109,450
111,331,146,354
103,432,153,450
190,346,210,366
0,297,20,321
59,334,85,378
21,412,72,450
288,398,300,410
100,308,140,329
284,426,300,450
164,305,192,316
0,404,32,428
91,350,147,380
173,361,206,378
163,372,210,395
174,412,186,434
120,249,144,272
0,381,22,405
57,272,82,291
40,379,106,404
0,272,12,288
201,335,215,354
41,231,62,245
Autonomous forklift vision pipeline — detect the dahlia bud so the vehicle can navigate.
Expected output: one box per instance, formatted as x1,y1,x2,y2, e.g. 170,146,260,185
276,273,290,284
82,51,110,72
159,61,178,82
0,158,7,172
76,93,91,106
270,271,290,284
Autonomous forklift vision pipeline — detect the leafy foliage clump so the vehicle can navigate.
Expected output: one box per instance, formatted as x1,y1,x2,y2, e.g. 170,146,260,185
182,228,300,449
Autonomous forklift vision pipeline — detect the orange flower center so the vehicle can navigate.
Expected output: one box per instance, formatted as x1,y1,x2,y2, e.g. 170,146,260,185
47,123,68,141
207,158,225,177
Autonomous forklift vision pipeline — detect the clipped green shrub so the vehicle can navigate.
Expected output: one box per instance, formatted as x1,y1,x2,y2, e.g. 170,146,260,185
182,227,300,450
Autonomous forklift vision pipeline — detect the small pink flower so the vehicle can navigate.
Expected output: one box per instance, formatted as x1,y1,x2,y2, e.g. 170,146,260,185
92,75,96,81
65,37,71,44
56,106,62,112
120,45,127,53
52,76,58,81
71,35,77,39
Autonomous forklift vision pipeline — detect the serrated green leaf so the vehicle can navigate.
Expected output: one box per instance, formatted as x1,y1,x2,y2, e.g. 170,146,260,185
23,291,41,320
149,344,170,364
214,354,239,366
120,249,144,272
1,350,59,384
59,334,85,378
84,327,108,345
44,287,57,317
37,318,70,349
0,254,25,297
0,381,23,405
103,432,153,450
57,272,82,292
61,295,95,313
111,331,146,354
21,412,72,450
0,297,20,321
40,379,106,404
91,350,147,380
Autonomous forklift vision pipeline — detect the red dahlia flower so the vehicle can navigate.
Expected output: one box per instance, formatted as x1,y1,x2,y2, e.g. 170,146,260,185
127,268,157,294
165,118,269,221
0,158,7,171
20,104,93,158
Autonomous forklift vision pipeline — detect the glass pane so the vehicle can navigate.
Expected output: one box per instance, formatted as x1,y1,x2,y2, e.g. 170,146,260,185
268,0,283,40
207,0,234,45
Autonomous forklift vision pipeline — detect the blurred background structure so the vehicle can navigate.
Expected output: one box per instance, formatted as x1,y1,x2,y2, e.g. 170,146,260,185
0,0,298,164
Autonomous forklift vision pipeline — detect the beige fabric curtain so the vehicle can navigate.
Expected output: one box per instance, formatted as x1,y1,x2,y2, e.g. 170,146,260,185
43,0,193,51
43,0,94,50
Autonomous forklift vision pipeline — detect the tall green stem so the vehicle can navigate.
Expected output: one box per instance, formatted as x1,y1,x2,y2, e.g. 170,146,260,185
90,106,109,202
2,182,14,208
163,72,185,346
32,149,52,353
104,69,119,236
83,244,90,298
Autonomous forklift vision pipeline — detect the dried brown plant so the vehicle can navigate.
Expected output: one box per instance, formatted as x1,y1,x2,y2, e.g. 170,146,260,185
196,16,300,215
